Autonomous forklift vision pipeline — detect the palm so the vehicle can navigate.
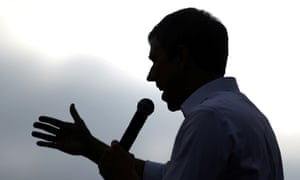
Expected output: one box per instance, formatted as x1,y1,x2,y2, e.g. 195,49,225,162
55,122,90,155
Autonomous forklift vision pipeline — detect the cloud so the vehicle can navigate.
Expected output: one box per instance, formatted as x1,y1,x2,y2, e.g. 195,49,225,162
0,45,181,180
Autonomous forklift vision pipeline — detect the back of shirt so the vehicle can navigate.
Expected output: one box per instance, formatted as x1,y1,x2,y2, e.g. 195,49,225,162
200,91,284,179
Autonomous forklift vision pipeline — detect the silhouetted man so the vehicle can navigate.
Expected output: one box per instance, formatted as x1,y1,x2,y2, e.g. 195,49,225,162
32,7,284,180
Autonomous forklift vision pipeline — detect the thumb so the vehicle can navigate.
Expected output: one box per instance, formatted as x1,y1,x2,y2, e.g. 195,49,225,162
70,103,84,124
110,140,127,152
111,140,120,146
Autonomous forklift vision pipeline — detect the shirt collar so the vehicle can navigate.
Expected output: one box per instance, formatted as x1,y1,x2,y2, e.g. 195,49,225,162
181,77,240,117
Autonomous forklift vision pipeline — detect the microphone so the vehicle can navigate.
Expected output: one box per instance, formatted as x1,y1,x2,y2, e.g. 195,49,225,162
120,98,154,151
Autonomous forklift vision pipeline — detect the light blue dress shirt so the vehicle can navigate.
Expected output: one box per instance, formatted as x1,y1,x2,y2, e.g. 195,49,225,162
144,77,283,180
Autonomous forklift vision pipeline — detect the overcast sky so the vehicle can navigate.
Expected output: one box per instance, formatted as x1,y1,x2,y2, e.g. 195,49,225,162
0,0,299,179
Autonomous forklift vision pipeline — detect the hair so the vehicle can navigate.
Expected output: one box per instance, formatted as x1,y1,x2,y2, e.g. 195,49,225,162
148,8,228,77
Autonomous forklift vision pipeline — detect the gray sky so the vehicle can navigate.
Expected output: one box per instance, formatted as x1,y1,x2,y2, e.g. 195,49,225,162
0,48,183,180
0,0,300,179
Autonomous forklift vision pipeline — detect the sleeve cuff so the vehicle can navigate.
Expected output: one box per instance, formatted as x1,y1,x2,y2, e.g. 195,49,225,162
143,160,165,180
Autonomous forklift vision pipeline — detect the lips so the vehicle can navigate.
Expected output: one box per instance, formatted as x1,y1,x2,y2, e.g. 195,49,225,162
156,84,166,99
156,83,164,91
161,92,167,101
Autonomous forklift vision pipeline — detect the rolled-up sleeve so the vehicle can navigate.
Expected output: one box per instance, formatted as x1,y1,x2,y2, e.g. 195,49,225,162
143,161,166,180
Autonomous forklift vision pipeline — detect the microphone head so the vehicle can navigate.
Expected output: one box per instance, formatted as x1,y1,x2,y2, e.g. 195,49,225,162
137,98,154,115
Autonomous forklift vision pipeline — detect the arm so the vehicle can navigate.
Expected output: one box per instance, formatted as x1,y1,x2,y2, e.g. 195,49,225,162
32,104,146,177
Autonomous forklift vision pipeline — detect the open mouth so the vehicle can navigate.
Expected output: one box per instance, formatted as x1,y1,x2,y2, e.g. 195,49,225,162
156,83,165,91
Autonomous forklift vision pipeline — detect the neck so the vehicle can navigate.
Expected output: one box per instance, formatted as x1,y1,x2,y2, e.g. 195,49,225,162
182,70,219,102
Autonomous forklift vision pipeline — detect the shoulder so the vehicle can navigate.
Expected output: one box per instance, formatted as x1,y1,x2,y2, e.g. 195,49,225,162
181,105,229,137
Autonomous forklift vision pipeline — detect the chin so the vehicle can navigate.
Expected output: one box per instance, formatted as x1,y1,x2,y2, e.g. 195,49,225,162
162,92,182,111
166,102,181,112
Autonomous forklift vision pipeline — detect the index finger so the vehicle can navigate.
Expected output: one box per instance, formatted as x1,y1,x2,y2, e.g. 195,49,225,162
38,116,67,128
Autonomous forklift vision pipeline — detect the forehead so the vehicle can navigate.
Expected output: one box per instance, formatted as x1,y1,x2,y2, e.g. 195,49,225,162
149,37,166,59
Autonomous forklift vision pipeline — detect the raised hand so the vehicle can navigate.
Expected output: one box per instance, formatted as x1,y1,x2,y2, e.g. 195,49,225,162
32,104,95,156
32,104,146,177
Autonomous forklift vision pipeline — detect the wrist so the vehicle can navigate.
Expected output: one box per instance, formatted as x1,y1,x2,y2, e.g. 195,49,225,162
83,136,109,164
134,158,145,180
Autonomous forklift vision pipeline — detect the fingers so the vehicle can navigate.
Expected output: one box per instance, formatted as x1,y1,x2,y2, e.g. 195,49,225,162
101,140,127,159
32,131,56,141
98,140,137,180
70,104,83,124
36,141,58,149
38,116,68,128
32,116,62,150
33,116,69,142
110,140,123,150
33,121,59,134
32,131,58,149
111,140,119,146
99,140,120,162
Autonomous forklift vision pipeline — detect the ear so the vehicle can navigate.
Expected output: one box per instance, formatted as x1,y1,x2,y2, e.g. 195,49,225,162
176,45,191,67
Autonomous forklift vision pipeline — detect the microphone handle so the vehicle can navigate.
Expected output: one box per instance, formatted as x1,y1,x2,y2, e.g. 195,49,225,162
119,112,147,151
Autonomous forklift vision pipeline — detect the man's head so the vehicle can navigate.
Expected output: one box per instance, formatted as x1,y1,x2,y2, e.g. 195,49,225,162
147,8,228,111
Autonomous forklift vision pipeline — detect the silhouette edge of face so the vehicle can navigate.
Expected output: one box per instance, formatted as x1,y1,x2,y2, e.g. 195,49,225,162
147,37,186,112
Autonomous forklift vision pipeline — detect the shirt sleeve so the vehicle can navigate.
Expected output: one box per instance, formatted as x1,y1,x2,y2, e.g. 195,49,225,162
143,161,166,180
